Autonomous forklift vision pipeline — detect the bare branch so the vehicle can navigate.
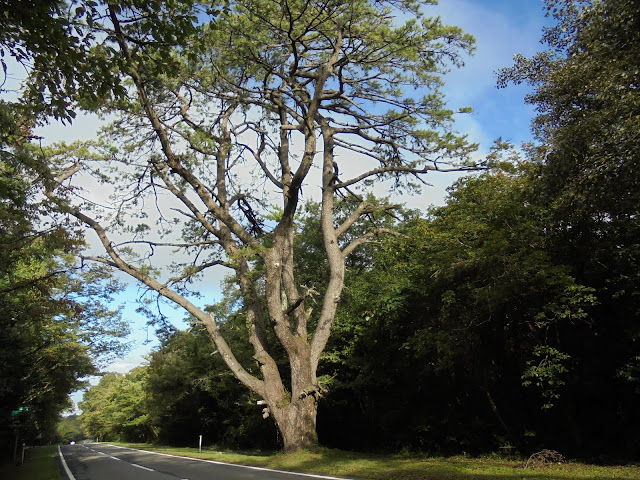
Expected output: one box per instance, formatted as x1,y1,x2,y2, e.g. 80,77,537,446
114,239,221,249
54,161,82,184
335,163,476,190
71,204,266,396
335,202,399,238
342,228,398,257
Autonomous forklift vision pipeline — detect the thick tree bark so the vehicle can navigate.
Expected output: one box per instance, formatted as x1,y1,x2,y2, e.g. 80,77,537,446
272,394,319,452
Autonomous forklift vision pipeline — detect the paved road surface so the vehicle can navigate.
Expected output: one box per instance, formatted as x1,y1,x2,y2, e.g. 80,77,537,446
59,443,349,480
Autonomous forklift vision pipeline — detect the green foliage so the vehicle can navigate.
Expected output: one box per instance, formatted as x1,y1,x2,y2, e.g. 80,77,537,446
495,0,640,455
0,1,123,122
498,0,640,313
522,346,571,410
80,369,154,442
80,325,279,448
57,415,84,444
145,325,277,448
315,169,632,454
0,102,129,451
499,0,640,222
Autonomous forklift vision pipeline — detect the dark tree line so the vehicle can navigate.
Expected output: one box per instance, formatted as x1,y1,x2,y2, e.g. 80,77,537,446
323,0,640,456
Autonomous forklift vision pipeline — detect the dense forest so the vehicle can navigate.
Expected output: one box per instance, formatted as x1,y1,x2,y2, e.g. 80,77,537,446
2,0,639,460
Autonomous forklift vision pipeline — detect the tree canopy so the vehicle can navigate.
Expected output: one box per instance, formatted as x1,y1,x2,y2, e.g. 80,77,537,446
46,0,478,451
499,0,640,426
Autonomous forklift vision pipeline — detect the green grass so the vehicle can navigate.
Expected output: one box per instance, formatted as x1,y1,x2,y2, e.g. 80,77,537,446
113,443,640,480
0,445,64,480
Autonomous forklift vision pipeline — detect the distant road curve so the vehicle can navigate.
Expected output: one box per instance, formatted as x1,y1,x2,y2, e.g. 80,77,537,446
58,443,354,480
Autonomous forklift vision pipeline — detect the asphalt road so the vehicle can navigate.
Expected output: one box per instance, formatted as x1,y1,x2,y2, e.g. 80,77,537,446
58,443,349,480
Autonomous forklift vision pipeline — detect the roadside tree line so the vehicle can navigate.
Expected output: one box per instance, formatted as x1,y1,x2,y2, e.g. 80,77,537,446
1,0,638,458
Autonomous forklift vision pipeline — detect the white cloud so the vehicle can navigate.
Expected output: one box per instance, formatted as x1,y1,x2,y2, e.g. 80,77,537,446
107,351,150,374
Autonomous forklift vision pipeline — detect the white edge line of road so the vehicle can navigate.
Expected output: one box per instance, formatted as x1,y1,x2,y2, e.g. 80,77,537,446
104,444,355,480
57,445,77,480
132,462,155,471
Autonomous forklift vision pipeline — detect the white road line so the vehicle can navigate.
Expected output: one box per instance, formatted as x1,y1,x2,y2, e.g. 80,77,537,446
132,462,155,472
109,455,122,461
98,444,353,480
57,446,77,480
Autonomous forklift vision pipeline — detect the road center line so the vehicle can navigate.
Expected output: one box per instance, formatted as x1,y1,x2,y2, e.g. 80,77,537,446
132,462,155,472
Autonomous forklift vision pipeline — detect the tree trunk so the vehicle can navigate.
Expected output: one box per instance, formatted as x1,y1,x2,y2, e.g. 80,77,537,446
271,394,319,452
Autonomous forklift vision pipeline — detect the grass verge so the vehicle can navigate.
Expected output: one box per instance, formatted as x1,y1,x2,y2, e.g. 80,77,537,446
0,445,64,480
113,443,640,480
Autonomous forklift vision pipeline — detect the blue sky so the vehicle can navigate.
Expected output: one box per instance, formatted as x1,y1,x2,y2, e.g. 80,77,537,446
27,0,554,404
436,0,550,149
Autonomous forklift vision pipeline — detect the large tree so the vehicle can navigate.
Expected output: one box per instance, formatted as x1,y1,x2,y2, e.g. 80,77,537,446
47,0,477,451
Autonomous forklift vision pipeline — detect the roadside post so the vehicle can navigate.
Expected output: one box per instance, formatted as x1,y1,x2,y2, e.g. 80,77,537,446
199,435,202,452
